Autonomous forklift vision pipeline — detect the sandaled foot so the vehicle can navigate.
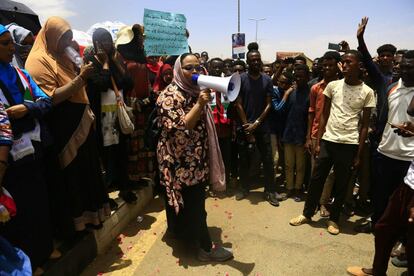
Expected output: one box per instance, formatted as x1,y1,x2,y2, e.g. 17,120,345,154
320,205,330,217
327,220,340,235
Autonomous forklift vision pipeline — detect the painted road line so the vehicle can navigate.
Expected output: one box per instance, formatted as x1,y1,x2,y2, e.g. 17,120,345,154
111,210,167,276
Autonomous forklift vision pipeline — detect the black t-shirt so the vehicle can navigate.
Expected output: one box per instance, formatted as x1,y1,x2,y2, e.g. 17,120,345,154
238,72,273,133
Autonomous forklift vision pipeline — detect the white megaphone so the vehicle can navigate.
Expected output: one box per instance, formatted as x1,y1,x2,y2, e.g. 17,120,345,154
191,73,241,102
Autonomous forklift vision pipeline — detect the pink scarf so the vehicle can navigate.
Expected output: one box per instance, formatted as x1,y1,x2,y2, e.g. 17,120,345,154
173,56,226,191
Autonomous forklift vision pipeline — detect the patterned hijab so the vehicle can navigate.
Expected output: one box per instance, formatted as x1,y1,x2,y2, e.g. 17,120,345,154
25,16,89,104
173,55,201,97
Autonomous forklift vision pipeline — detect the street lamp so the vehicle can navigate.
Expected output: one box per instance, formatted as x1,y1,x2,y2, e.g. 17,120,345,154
249,18,266,42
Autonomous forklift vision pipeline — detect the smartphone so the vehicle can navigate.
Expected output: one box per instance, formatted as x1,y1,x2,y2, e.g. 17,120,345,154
328,43,341,51
387,121,414,135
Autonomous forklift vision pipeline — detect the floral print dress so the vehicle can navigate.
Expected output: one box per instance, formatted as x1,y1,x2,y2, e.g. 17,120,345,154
156,83,209,213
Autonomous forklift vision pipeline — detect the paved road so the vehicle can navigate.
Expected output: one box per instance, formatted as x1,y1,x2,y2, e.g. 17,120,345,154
82,188,405,276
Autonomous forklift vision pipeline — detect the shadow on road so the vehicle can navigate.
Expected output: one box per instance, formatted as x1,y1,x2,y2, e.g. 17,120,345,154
162,226,255,276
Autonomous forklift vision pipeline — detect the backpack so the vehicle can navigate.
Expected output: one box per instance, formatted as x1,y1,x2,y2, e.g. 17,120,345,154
144,107,161,151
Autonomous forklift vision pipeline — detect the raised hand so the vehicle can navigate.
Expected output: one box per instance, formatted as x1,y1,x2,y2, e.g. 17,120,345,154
357,17,369,39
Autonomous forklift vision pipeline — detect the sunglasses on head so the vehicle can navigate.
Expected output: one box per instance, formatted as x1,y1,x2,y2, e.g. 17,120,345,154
182,64,203,72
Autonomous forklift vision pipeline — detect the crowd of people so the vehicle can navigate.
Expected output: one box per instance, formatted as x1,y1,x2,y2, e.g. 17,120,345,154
0,12,412,276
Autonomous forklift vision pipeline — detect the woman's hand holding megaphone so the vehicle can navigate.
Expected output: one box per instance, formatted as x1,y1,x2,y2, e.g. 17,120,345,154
197,89,212,107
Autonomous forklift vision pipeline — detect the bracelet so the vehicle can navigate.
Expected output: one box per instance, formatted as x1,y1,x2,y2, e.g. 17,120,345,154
255,119,260,125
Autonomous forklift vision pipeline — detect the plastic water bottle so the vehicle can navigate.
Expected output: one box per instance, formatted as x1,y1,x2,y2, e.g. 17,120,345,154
64,46,83,68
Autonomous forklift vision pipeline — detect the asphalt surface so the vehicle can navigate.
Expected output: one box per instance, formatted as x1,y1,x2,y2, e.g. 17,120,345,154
82,187,406,276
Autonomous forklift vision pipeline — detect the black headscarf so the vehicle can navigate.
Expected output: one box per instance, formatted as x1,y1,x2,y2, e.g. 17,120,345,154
92,28,114,55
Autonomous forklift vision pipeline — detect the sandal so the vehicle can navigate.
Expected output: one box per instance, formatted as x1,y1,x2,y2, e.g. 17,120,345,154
320,205,330,217
346,266,373,276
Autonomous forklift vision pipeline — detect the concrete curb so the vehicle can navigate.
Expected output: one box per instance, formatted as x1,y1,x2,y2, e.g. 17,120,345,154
44,185,154,276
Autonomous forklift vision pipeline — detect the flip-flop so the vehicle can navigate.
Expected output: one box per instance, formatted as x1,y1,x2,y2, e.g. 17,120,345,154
346,266,373,276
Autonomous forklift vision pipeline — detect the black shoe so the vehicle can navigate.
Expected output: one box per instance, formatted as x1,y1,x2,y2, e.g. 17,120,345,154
293,189,304,202
197,246,233,262
354,221,373,233
119,190,138,203
265,192,280,207
235,190,249,201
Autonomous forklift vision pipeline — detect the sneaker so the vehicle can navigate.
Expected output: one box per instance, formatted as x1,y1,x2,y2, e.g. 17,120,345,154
289,215,310,226
346,267,373,276
197,246,233,262
235,190,249,201
327,220,339,235
264,192,280,206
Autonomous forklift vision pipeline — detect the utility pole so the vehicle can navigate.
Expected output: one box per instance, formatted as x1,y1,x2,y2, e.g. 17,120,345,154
238,0,240,33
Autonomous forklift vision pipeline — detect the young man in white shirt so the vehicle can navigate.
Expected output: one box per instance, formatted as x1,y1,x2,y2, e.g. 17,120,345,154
347,50,414,276
355,50,414,235
289,50,375,235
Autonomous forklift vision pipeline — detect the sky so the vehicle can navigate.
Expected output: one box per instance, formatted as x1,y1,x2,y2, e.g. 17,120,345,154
18,0,414,62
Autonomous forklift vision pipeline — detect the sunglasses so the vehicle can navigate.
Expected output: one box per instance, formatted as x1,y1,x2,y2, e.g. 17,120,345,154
182,64,203,72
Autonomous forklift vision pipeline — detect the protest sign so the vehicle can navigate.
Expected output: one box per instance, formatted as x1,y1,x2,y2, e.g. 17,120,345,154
143,9,188,56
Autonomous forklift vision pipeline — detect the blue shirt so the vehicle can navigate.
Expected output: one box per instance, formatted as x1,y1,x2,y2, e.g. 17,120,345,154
281,86,310,145
238,72,273,133
270,86,287,136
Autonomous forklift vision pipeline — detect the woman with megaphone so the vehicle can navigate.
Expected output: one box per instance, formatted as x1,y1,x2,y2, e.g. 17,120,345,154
156,53,233,262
